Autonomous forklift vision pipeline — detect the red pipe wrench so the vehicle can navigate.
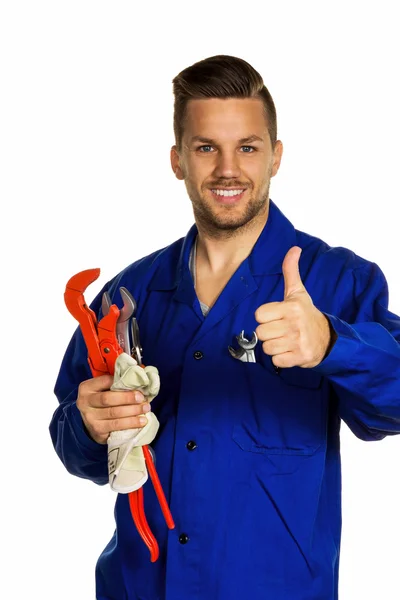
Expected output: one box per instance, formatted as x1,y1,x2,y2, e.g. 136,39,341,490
64,268,174,562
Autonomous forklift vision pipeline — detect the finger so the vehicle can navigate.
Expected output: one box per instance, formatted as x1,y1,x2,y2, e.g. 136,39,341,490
90,389,140,408
282,246,304,299
80,374,114,393
272,351,298,369
98,415,149,435
256,320,288,342
96,403,151,421
133,390,145,403
254,301,284,324
262,338,291,357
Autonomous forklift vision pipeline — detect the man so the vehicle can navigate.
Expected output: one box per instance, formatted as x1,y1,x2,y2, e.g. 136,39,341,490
50,55,400,600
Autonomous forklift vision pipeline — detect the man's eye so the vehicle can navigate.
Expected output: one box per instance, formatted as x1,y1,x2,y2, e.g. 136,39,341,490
196,145,256,153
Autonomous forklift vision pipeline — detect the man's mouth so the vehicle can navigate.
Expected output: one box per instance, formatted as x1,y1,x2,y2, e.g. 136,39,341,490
209,188,247,203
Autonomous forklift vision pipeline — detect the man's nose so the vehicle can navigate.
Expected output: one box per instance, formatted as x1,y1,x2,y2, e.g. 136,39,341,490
213,151,241,179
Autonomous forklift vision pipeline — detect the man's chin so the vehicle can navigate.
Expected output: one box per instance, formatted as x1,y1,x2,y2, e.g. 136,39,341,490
203,212,259,232
192,195,268,232
211,218,249,231
210,204,268,231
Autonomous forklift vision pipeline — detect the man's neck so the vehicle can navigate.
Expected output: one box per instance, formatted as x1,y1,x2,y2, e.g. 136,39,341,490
195,202,270,277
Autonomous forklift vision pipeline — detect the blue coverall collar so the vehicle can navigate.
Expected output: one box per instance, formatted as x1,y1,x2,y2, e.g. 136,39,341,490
149,199,297,296
247,199,297,276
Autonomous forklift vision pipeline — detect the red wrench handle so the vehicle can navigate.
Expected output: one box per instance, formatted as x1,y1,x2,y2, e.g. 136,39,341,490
129,487,159,563
142,445,175,529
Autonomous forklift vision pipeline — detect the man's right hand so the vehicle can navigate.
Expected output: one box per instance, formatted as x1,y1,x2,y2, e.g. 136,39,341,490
76,375,151,444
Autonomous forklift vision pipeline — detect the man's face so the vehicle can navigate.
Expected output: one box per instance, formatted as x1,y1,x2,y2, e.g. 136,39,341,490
171,97,283,235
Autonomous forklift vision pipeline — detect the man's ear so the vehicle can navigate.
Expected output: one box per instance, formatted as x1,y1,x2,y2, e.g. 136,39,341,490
170,145,185,180
271,140,283,177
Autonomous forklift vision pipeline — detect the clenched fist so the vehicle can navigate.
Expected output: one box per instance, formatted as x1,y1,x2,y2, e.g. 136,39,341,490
255,246,336,369
77,375,150,444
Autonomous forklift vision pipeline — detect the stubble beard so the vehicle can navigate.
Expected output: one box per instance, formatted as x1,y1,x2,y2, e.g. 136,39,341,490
185,179,271,239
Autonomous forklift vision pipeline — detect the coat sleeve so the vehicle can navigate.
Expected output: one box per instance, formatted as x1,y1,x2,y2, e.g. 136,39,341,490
312,262,400,441
49,285,109,485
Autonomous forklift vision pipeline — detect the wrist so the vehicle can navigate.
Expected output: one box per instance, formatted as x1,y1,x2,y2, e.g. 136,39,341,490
322,315,338,360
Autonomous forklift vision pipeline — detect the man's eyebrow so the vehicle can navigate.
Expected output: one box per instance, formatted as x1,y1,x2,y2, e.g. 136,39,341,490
190,134,265,145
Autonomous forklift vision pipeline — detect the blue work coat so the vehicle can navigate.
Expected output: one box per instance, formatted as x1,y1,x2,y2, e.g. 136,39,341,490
51,200,400,600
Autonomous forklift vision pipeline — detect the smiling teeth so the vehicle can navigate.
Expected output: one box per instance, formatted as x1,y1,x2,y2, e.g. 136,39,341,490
211,189,244,197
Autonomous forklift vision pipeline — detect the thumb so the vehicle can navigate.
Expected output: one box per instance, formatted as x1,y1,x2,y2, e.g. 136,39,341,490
282,246,304,299
86,373,115,392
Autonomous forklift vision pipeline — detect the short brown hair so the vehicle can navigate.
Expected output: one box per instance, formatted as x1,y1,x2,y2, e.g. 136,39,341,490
172,55,277,152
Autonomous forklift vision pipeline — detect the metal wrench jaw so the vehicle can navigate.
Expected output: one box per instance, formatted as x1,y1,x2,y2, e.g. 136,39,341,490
237,330,258,350
116,287,136,355
228,330,258,363
101,287,137,356
229,345,256,363
101,291,112,319
131,318,143,365
228,345,247,362
119,287,137,317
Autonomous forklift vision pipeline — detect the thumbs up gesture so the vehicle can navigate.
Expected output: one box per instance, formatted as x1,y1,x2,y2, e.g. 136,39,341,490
254,247,335,369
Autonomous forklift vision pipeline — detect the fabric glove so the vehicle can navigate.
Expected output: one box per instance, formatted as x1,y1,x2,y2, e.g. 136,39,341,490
108,353,160,493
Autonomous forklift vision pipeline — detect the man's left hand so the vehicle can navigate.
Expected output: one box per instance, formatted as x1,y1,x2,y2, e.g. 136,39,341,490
254,246,335,369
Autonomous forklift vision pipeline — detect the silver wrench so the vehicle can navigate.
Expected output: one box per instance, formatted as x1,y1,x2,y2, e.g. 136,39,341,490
228,330,258,363
101,287,137,355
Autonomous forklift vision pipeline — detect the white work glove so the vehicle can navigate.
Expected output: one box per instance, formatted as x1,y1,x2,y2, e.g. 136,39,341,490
107,353,160,493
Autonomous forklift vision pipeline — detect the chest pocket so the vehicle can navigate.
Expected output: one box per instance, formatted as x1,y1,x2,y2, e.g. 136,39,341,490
232,358,325,456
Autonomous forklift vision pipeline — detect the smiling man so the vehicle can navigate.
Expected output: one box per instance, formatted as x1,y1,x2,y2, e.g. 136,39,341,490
174,97,279,234
51,55,400,600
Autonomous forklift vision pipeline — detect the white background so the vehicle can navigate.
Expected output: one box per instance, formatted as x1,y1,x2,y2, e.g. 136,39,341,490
1,1,399,599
